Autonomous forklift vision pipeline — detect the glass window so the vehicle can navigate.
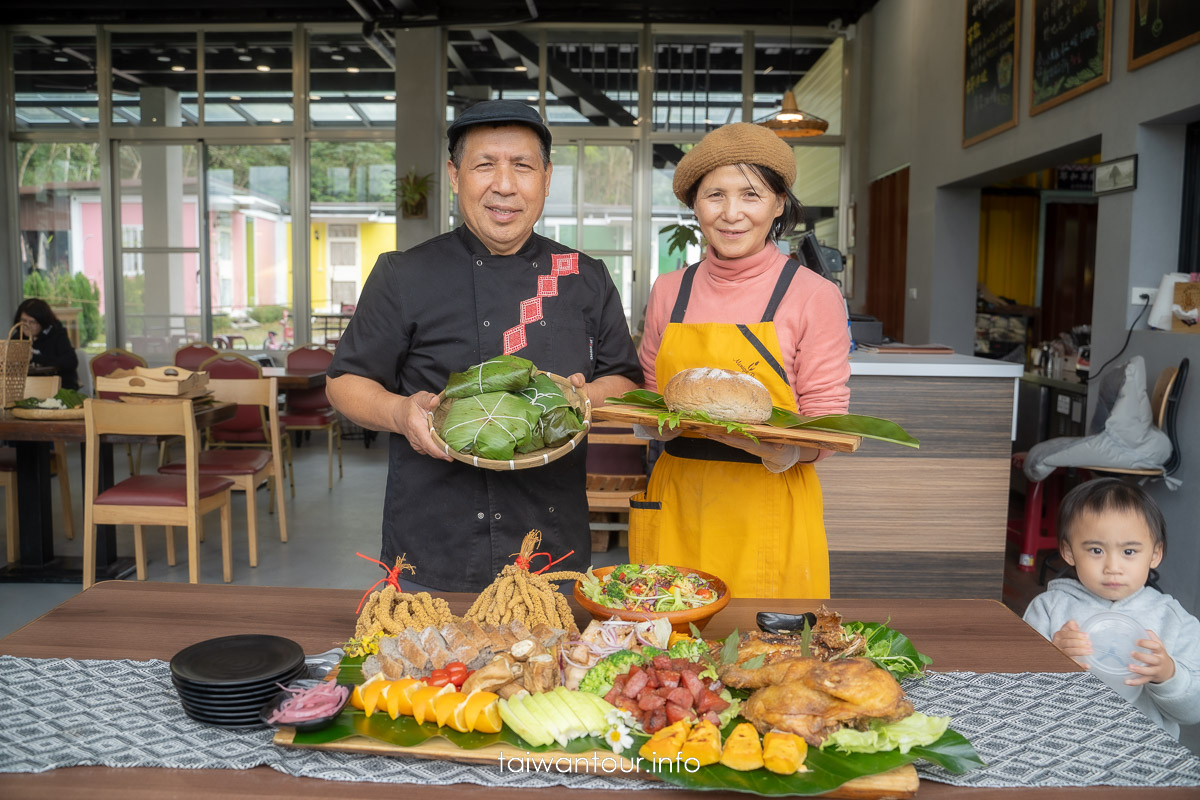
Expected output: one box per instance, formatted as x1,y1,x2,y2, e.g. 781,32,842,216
16,142,106,349
117,143,202,361
652,34,744,132
544,31,639,127
310,32,395,129
309,142,396,344
111,33,199,126
204,32,294,126
207,144,293,352
650,142,698,281
753,35,841,136
12,34,99,130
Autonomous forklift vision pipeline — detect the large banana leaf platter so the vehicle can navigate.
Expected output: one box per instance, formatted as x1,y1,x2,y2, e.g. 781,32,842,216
595,390,918,451
284,655,982,796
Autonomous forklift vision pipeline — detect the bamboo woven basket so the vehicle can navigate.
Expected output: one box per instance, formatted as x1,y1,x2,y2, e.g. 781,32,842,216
10,407,85,420
1,323,33,409
428,371,591,470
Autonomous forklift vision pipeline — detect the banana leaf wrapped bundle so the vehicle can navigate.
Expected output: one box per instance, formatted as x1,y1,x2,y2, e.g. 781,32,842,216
438,391,543,460
444,355,536,399
519,373,585,448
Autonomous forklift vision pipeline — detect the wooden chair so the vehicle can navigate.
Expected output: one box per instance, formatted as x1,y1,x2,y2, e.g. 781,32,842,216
1008,357,1189,577
278,344,342,490
82,398,234,589
198,353,294,495
89,347,148,475
158,377,287,568
585,424,649,552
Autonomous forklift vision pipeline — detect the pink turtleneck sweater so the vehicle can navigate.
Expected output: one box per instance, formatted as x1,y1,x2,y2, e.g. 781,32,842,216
639,245,851,419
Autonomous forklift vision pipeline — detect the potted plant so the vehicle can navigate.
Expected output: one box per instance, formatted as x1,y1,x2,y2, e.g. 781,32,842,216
397,167,434,219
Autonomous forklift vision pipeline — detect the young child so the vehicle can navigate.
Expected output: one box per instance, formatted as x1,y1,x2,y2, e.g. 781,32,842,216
1023,478,1200,738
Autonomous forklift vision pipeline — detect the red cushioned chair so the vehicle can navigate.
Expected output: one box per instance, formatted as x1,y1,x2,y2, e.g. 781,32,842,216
81,397,234,589
88,347,149,476
198,353,294,495
279,344,342,490
159,377,287,568
174,341,220,372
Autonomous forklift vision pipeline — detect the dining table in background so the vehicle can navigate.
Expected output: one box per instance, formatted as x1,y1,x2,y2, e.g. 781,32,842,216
2,583,1195,799
0,402,235,584
261,366,326,391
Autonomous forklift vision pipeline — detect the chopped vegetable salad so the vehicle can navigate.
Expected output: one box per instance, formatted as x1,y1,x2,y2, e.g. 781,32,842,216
582,564,720,613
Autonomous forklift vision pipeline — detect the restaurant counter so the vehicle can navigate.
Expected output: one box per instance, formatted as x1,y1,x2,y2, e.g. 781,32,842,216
817,353,1024,599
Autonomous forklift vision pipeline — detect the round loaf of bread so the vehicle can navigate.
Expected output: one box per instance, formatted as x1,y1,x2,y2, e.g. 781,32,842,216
663,367,772,424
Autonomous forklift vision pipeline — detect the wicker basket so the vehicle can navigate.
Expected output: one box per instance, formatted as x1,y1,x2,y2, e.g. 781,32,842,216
9,407,85,420
1,323,33,409
428,371,591,470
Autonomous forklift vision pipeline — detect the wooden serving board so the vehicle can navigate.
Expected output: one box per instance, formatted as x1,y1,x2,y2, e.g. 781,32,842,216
273,729,917,798
592,405,862,453
119,388,214,403
96,366,208,396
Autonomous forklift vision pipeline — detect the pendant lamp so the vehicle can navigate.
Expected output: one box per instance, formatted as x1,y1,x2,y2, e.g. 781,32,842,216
758,89,828,139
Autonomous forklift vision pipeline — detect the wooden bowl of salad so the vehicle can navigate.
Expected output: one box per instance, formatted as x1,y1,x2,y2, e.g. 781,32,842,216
573,564,731,633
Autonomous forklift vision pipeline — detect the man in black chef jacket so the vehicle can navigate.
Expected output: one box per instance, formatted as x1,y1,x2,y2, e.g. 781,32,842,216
327,100,641,592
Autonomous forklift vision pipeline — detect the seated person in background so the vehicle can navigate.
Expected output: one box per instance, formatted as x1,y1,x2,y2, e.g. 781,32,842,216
13,298,80,391
1023,478,1200,738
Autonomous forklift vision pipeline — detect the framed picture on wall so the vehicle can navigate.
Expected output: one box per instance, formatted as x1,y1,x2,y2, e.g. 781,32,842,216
1031,0,1113,116
1128,0,1200,71
1092,155,1137,195
963,0,1020,147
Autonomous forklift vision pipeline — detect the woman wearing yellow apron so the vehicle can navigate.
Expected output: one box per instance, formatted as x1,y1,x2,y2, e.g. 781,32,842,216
629,123,851,599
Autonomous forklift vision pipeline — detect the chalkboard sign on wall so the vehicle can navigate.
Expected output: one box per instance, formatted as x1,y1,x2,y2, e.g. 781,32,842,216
1128,0,1200,71
963,0,1021,147
1031,0,1113,116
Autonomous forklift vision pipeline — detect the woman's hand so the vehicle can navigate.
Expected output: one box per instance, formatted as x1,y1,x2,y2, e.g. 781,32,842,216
1051,620,1092,665
394,391,452,461
1128,630,1176,685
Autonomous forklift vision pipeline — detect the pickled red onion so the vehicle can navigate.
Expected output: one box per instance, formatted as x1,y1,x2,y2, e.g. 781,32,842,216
266,682,349,724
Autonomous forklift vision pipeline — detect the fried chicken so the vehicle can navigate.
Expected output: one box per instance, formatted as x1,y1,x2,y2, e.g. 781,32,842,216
737,605,864,666
728,657,914,745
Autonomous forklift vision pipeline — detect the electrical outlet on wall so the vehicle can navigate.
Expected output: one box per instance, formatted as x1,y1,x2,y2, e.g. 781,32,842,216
1131,287,1158,305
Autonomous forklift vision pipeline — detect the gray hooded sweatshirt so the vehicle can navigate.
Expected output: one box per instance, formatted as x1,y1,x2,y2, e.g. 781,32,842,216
1023,578,1200,738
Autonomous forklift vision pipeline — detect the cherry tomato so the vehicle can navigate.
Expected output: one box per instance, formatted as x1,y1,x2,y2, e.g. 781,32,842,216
445,661,469,687
425,669,450,687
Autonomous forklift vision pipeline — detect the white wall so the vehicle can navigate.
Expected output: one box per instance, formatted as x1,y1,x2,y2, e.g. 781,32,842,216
861,0,1200,614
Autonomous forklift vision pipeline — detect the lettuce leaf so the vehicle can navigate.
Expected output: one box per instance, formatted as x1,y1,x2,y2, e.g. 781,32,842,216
820,712,950,755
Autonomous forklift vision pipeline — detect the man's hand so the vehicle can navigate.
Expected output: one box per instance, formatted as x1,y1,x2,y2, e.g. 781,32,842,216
1128,629,1176,685
394,391,452,461
566,372,637,411
1051,619,1093,665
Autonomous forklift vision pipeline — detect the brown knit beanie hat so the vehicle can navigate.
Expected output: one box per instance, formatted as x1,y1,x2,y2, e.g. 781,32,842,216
672,123,797,205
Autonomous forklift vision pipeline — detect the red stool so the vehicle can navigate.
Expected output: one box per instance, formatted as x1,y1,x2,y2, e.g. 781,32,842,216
1006,454,1091,572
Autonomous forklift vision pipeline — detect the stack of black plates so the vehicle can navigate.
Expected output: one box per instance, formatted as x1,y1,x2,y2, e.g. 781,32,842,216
170,634,307,728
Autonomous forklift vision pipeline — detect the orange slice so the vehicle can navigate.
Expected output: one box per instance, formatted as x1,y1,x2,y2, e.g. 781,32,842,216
350,672,385,710
385,678,422,719
462,691,500,732
360,680,392,718
411,684,451,726
434,691,468,730
472,700,503,734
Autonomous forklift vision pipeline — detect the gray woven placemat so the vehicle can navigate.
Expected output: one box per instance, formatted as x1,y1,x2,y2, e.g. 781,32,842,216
2,656,1198,789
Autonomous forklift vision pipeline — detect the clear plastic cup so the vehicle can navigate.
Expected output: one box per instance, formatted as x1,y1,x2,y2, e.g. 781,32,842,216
1081,611,1149,700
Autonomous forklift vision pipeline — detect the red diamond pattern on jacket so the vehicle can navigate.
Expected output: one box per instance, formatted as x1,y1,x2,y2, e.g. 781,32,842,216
537,275,558,297
552,253,579,276
520,297,543,324
503,325,528,355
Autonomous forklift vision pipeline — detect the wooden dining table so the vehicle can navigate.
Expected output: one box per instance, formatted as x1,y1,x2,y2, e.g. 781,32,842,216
0,402,235,584
1,582,1194,799
261,366,327,391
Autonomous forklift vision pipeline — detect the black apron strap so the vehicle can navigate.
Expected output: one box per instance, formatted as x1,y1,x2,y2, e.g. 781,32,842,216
669,263,701,324
665,437,761,464
761,258,802,323
736,324,789,385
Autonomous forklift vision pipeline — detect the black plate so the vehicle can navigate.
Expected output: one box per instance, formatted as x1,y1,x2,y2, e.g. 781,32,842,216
172,665,308,699
756,611,818,634
181,707,269,729
176,692,279,713
170,634,304,686
259,679,352,732
179,702,269,722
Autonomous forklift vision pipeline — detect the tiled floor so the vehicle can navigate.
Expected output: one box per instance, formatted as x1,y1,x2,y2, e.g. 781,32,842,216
2,448,1196,753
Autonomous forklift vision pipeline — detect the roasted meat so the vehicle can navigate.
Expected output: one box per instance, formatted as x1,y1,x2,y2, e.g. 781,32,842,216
738,606,864,665
736,658,914,745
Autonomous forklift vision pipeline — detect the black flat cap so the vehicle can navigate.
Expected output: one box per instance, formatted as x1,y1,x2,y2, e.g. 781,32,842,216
446,100,552,155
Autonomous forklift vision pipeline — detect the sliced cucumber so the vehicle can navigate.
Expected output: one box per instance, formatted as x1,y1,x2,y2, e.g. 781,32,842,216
498,697,552,747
